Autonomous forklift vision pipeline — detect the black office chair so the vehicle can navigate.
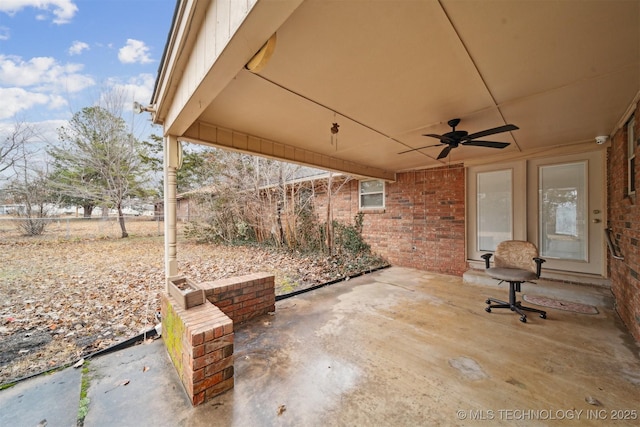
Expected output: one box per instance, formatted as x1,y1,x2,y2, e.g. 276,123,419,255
481,240,547,323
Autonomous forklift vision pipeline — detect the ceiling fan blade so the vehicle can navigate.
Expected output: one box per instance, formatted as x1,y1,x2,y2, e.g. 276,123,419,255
463,124,518,141
398,144,443,154
437,146,452,159
461,140,510,149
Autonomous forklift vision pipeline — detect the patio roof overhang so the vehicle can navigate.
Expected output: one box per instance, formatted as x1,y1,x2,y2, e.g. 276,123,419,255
151,0,639,181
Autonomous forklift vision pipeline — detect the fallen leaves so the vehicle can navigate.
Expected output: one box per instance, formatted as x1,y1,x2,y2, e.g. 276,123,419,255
0,220,386,384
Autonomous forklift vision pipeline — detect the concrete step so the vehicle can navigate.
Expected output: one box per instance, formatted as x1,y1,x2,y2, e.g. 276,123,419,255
463,268,614,308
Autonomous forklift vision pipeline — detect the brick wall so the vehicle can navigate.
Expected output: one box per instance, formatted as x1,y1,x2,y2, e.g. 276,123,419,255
607,102,640,342
314,166,467,276
161,295,234,406
199,273,276,323
161,273,275,406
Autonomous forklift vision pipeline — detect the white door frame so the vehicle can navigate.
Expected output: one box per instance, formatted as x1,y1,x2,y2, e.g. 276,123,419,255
467,150,606,278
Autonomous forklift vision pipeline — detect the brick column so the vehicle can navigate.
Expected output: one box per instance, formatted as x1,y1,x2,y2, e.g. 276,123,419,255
161,294,234,405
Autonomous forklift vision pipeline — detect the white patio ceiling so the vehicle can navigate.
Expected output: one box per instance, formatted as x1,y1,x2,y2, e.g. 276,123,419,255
153,0,639,181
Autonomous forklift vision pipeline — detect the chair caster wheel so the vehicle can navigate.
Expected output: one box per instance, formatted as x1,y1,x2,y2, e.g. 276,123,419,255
485,299,491,304
520,316,527,323
540,313,546,319
485,307,491,313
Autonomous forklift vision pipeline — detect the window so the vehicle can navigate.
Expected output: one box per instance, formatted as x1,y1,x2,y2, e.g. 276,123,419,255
477,169,512,251
359,180,385,209
539,162,587,261
628,116,636,195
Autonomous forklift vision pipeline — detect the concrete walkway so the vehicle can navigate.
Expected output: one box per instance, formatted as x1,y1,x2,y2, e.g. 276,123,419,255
1,267,639,426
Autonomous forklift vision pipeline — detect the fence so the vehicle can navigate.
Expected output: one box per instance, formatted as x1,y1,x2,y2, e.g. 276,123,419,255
0,215,174,241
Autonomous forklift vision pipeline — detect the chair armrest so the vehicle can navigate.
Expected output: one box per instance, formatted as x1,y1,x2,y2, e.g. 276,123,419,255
533,257,546,278
480,253,493,269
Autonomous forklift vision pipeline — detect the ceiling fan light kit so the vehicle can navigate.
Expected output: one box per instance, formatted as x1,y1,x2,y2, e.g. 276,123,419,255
399,118,518,159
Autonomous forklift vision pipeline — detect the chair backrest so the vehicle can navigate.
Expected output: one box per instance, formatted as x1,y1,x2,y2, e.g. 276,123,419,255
493,240,539,274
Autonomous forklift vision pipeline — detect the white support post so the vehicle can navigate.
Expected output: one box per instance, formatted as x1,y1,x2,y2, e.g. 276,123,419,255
164,135,180,288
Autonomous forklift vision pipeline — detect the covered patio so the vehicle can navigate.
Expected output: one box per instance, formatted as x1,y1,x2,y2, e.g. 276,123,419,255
147,0,640,412
80,267,639,426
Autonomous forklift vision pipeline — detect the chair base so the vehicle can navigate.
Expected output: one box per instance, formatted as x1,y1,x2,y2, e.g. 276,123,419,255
485,282,547,323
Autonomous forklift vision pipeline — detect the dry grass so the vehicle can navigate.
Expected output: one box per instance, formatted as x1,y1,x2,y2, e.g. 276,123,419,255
0,216,386,384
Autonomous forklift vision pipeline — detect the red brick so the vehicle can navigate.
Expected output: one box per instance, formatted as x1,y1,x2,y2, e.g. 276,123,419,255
189,332,204,346
204,356,234,378
193,371,223,394
214,325,225,339
223,322,233,335
214,298,233,308
191,344,205,359
192,391,205,406
222,366,234,381
242,285,259,295
205,377,234,400
607,104,640,342
192,368,205,383
204,334,234,354
233,293,254,304
313,168,466,276
193,349,223,371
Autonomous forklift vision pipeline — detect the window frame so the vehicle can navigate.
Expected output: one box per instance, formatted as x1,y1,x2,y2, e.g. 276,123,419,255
359,179,385,210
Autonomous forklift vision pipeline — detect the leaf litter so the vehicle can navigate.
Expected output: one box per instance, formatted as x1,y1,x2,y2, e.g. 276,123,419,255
0,220,386,384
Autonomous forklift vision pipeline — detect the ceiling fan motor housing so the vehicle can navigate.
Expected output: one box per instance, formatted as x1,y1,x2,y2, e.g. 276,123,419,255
442,130,468,145
399,117,516,158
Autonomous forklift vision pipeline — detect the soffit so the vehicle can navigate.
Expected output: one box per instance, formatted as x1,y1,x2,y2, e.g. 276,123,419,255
166,0,639,176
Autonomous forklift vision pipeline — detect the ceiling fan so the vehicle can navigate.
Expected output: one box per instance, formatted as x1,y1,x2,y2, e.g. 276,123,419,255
399,118,518,160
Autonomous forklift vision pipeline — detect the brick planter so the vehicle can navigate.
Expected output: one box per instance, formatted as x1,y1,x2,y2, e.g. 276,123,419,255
161,294,234,406
199,273,275,323
161,272,275,406
168,276,205,309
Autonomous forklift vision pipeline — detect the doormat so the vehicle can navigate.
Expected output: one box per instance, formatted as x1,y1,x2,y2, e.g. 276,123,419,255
523,295,599,314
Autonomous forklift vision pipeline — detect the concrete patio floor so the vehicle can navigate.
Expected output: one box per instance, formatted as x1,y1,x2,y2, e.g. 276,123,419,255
2,266,639,426
172,266,640,426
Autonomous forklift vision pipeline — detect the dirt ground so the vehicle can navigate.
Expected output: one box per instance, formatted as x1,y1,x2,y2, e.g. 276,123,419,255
0,217,387,385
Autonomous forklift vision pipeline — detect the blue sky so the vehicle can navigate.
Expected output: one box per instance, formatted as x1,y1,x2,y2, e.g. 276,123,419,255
0,0,176,144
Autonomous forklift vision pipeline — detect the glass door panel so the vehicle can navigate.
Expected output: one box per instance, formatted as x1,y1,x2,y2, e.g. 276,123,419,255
539,162,587,260
477,170,512,251
467,161,525,262
528,151,604,275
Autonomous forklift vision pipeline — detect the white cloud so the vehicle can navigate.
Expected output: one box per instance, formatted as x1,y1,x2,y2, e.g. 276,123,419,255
68,40,89,56
0,54,94,93
0,54,94,119
0,0,78,24
0,87,50,120
0,26,9,40
118,39,153,64
48,94,68,110
33,118,69,144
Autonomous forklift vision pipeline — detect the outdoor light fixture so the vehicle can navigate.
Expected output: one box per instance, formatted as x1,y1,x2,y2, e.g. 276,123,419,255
245,33,277,73
133,101,156,114
330,121,340,150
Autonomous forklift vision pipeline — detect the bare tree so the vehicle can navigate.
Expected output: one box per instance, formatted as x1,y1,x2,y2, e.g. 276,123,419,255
183,149,308,246
49,105,150,237
0,120,41,180
3,123,57,235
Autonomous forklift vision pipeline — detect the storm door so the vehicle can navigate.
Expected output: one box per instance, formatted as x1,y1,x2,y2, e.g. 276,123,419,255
527,151,604,275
